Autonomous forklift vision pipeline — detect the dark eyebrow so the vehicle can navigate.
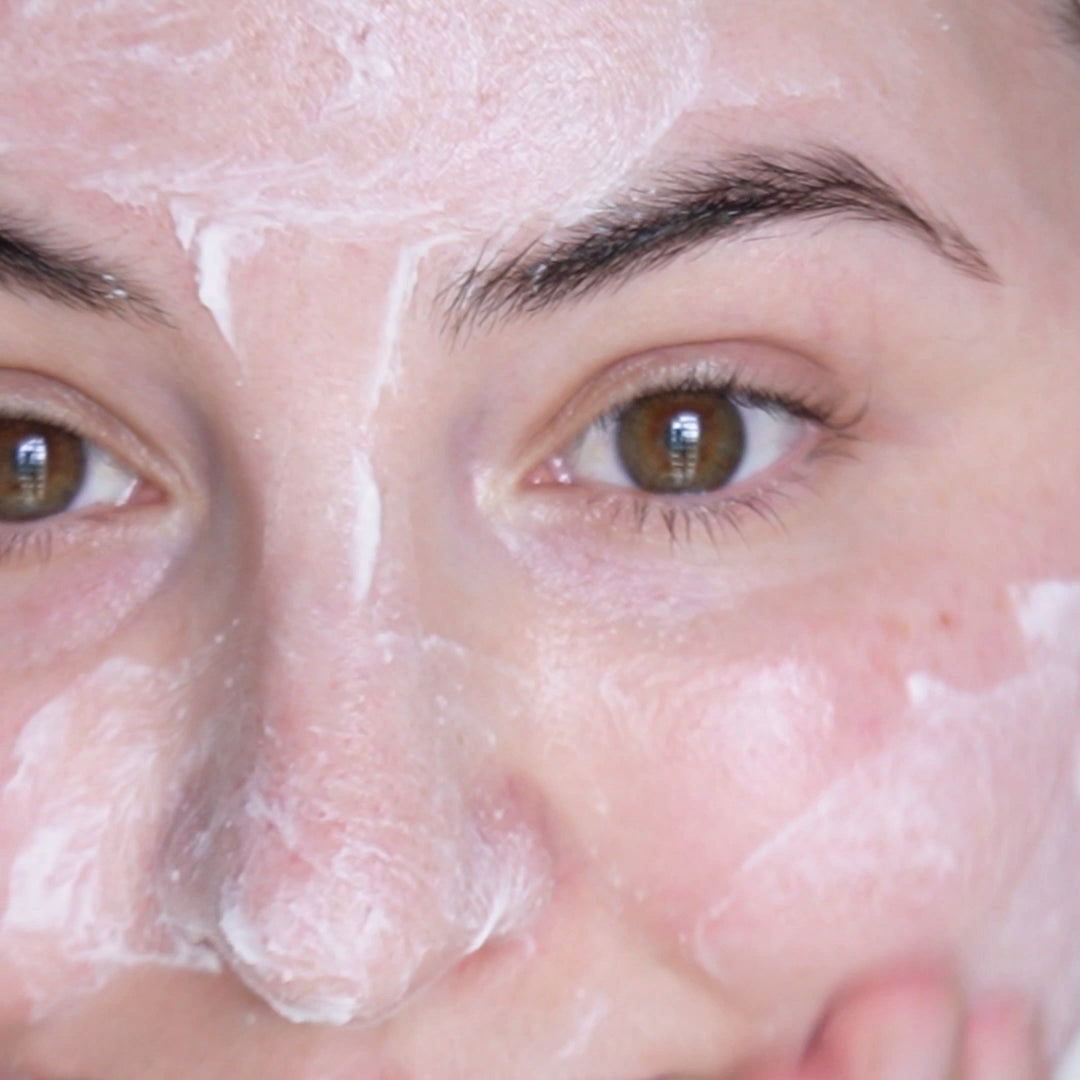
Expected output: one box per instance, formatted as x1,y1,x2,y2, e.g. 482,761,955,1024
1060,0,1080,46
0,215,166,323
444,146,999,333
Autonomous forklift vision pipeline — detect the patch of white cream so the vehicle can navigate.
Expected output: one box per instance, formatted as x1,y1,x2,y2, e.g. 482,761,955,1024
692,581,1080,1056
350,452,382,603
1057,1028,1080,1080
0,0,711,326
0,658,219,1018
191,221,241,351
555,990,611,1061
207,782,550,1027
365,234,454,410
1012,580,1080,653
169,202,274,352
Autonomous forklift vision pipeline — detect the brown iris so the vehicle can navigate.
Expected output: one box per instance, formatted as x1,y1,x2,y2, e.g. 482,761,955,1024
616,389,745,494
0,418,86,521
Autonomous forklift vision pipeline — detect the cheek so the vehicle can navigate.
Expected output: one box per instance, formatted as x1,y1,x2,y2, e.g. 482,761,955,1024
692,668,1075,1010
554,583,1080,1042
0,659,218,1025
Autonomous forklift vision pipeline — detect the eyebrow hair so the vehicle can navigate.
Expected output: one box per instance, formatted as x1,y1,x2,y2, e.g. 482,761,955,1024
1060,0,1080,45
444,146,999,333
0,216,166,323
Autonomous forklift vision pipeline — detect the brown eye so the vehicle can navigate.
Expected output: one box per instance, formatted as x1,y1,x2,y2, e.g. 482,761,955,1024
616,390,746,494
0,418,87,521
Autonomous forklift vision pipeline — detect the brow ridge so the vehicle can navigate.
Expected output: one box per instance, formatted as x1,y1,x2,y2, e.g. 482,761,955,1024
445,146,999,333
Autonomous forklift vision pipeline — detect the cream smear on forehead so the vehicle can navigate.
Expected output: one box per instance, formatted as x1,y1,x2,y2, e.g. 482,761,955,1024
0,658,218,1019
0,0,709,236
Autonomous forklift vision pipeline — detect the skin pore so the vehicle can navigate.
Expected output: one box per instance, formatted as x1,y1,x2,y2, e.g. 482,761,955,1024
0,0,1078,1077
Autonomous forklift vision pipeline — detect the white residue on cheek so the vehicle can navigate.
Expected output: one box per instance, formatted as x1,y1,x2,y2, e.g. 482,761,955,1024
1012,580,1080,655
350,452,382,602
0,658,219,1017
554,989,611,1060
693,580,1080,1060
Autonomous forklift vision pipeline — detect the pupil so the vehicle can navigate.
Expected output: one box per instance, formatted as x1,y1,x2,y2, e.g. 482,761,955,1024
0,419,86,521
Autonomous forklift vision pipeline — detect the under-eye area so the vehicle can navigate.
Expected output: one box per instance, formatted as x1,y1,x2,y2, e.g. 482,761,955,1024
0,370,172,570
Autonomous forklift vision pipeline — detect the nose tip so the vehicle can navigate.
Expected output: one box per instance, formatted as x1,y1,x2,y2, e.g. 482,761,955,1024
210,769,551,1026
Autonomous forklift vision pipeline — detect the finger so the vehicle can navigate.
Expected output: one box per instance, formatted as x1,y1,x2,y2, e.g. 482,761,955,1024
960,998,1046,1080
803,966,964,1080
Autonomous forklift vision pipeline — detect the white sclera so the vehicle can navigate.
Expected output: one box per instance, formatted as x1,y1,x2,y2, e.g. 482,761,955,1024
67,441,140,513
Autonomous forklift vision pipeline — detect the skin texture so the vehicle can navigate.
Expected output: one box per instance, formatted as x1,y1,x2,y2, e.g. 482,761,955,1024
0,0,1076,1076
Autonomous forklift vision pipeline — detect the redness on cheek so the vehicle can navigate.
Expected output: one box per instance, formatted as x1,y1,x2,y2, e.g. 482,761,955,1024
689,582,1080,1058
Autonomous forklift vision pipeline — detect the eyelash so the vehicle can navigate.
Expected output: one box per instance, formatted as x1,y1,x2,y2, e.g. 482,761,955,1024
535,366,863,549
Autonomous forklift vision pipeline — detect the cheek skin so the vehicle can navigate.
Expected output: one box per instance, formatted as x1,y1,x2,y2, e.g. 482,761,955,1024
534,577,1080,1052
0,657,219,1026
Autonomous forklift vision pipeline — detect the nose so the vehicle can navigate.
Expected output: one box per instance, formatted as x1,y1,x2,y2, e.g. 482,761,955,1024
158,445,552,1027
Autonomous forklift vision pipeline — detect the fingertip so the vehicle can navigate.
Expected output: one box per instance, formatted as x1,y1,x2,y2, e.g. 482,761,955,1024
962,997,1047,1080
805,965,963,1080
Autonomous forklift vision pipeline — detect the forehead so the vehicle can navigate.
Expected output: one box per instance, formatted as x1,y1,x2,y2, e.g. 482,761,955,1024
0,0,985,236
0,0,708,231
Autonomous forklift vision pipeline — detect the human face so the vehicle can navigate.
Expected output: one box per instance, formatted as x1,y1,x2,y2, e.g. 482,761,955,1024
0,1,1078,1077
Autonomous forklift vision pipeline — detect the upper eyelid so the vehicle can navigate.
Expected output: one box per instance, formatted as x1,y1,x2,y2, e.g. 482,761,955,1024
512,343,863,481
585,372,850,437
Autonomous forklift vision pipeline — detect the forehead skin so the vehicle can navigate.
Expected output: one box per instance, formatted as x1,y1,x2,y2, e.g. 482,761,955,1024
0,0,1073,362
0,0,1070,239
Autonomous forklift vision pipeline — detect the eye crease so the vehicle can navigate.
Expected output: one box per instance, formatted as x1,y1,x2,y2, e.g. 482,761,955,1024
0,416,139,522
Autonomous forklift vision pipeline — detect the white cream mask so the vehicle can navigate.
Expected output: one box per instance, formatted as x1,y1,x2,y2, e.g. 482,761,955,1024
0,0,711,354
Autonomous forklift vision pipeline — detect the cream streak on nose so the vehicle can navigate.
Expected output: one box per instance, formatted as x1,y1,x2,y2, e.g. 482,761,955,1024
207,746,553,1026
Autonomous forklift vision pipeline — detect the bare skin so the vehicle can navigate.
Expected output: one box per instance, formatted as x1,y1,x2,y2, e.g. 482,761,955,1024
0,1,1077,1077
